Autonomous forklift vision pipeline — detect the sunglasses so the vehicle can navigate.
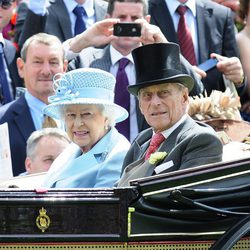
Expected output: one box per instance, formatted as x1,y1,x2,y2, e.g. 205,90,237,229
0,0,14,10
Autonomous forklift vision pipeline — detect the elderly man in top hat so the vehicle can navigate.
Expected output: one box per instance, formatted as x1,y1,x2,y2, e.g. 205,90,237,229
117,43,223,187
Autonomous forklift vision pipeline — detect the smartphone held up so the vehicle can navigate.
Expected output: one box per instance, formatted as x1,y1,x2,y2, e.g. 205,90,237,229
113,23,141,37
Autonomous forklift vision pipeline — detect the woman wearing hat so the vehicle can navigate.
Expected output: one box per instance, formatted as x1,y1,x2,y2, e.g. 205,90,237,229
42,68,130,188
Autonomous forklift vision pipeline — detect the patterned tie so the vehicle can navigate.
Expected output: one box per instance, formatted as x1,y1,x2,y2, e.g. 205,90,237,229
115,58,130,140
176,5,197,65
0,43,12,104
145,133,165,160
73,6,86,36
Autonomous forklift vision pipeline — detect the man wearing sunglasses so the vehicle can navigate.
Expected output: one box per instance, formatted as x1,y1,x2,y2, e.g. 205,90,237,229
0,0,22,105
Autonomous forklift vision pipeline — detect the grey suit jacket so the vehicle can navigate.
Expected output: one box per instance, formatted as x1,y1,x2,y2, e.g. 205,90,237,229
18,0,108,49
149,0,245,96
118,116,223,187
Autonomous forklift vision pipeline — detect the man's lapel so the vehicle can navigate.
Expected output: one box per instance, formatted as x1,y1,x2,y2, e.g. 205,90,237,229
13,96,35,142
196,0,212,63
90,45,112,72
150,0,177,43
53,0,73,39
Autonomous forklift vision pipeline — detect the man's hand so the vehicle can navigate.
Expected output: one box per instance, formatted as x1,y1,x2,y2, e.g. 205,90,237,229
212,0,239,12
136,16,168,44
211,53,245,86
192,65,207,79
29,0,47,15
69,18,120,53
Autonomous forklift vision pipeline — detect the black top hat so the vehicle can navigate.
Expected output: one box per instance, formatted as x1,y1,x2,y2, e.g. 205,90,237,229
128,43,194,96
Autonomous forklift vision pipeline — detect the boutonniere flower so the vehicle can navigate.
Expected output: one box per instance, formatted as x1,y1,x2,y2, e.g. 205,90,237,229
149,152,168,164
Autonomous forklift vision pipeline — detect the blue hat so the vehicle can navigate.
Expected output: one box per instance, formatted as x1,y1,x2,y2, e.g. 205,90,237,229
43,68,128,123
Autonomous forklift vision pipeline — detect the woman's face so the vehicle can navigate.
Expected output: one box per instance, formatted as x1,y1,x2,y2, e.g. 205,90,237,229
64,104,108,152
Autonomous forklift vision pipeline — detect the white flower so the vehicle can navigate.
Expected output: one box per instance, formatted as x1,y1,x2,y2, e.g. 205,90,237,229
149,152,168,164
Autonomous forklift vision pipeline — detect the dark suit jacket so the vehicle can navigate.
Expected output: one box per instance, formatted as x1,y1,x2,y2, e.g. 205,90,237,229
118,116,223,186
68,45,204,132
0,95,35,176
14,2,29,53
18,0,108,49
149,0,245,95
2,39,23,101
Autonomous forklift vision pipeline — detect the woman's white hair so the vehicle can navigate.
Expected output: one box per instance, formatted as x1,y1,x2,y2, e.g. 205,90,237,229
62,104,117,127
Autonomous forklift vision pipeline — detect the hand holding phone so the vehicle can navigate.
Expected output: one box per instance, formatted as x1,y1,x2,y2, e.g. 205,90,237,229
113,23,141,37
198,58,218,72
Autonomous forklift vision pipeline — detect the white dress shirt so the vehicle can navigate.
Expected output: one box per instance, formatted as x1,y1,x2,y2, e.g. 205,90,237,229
110,45,139,142
165,0,199,62
64,0,96,35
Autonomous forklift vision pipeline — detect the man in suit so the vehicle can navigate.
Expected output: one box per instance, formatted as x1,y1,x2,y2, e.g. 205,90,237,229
24,128,70,175
17,0,108,50
148,0,245,96
64,0,204,142
0,33,68,176
117,43,223,187
0,0,23,105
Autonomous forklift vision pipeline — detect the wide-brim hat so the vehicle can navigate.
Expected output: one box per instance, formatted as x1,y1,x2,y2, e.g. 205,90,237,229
43,68,128,123
128,43,194,96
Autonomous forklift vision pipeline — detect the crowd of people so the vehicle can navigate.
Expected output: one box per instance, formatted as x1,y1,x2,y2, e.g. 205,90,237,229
0,0,249,188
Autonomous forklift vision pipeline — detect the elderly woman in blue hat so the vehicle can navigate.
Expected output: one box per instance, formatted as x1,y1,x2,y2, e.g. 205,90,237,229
42,68,130,188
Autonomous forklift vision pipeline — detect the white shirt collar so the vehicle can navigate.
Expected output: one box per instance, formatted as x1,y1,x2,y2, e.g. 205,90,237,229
161,114,188,139
166,0,196,17
110,45,134,66
64,0,94,17
0,33,5,47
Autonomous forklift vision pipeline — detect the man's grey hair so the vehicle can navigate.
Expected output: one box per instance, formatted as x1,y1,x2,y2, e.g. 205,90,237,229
26,128,70,160
100,104,117,127
20,32,65,62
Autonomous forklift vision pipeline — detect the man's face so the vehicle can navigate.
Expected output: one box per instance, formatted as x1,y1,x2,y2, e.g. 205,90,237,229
138,83,189,132
25,136,69,174
108,2,144,53
17,41,67,103
0,0,16,30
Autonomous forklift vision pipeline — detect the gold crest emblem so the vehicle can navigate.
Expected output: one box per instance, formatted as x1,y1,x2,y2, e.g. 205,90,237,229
36,207,51,232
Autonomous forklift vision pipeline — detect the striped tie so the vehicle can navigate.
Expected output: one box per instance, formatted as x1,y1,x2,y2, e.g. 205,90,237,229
145,133,165,160
176,5,197,65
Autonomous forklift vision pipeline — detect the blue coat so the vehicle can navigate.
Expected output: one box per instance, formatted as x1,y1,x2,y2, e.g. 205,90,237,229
43,127,130,188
